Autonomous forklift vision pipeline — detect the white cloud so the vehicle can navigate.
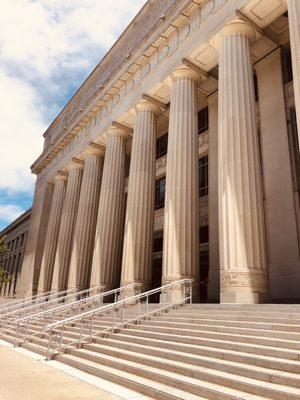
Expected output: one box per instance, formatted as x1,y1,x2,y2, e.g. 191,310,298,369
0,0,146,77
0,71,45,192
0,204,25,223
0,0,146,196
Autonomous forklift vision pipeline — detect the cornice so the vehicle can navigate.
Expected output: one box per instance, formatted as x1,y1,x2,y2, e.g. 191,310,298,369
31,0,214,175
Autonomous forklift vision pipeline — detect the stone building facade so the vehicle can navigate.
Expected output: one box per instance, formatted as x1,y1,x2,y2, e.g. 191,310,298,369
16,0,300,303
0,209,31,298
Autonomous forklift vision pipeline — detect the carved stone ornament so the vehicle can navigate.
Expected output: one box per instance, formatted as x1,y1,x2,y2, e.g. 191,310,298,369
221,271,268,291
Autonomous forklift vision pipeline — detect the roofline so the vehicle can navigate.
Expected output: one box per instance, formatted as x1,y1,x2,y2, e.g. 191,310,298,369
43,0,151,138
0,208,32,238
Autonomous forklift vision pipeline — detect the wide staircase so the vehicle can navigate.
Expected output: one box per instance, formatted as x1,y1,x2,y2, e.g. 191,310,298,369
1,282,300,399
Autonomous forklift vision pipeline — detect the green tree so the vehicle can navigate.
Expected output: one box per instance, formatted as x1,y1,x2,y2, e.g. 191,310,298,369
0,236,11,289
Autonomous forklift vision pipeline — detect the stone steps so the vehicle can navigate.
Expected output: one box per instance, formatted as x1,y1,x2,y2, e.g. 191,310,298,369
58,352,267,400
151,316,300,332
134,320,300,340
109,331,300,360
72,344,300,398
93,334,300,371
2,303,300,399
158,313,300,324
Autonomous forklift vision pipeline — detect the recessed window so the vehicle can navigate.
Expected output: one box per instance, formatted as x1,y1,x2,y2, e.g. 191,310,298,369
253,74,259,102
198,107,209,134
156,133,168,159
199,155,208,197
155,177,166,210
199,225,209,244
282,47,293,84
153,233,163,253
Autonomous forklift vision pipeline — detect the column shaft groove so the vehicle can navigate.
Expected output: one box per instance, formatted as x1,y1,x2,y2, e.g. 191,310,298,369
51,165,83,291
162,70,199,296
218,31,268,303
121,106,157,291
37,176,67,292
90,132,126,289
67,151,103,290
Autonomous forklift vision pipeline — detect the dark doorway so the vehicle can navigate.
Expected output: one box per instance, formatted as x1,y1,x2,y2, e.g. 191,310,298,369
199,249,209,301
151,232,163,302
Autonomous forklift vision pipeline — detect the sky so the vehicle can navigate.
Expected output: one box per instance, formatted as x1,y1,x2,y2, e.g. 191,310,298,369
0,0,147,230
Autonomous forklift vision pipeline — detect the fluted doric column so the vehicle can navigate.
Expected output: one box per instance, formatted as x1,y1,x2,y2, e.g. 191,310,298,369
68,148,103,290
287,0,300,147
37,174,67,293
162,68,199,300
51,161,83,291
121,102,159,293
90,128,127,290
213,20,268,303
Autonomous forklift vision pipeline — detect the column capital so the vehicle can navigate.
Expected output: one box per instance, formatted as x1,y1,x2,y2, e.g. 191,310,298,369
165,67,200,86
84,142,105,157
211,19,257,50
66,158,84,171
55,171,68,181
133,100,160,115
107,126,129,138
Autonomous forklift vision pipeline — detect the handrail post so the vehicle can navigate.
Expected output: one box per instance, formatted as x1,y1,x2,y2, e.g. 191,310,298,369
137,297,140,321
146,294,149,315
112,307,116,333
25,320,29,343
79,317,84,348
46,328,53,360
14,322,19,347
121,303,124,326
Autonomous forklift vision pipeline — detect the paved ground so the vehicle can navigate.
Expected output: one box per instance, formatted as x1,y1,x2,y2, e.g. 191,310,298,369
0,342,150,400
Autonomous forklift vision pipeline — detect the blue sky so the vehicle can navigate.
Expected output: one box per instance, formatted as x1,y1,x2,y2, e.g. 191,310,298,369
0,0,146,230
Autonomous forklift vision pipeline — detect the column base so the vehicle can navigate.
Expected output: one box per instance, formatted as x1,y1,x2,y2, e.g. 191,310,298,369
160,278,199,304
220,291,269,304
120,282,145,299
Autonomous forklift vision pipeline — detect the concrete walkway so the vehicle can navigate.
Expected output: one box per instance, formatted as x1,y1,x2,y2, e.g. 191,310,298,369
0,342,150,400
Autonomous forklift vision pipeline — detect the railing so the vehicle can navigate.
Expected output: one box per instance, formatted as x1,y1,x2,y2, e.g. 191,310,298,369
45,279,193,360
0,285,106,330
10,283,140,347
0,290,56,314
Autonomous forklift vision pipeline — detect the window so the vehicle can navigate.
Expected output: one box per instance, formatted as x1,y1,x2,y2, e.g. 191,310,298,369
199,249,209,301
282,47,293,84
156,133,168,159
253,74,259,102
153,233,163,253
199,225,209,244
199,155,208,197
155,177,166,210
198,107,209,134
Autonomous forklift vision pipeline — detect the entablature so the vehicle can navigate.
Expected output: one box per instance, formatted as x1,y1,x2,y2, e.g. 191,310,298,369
33,0,288,184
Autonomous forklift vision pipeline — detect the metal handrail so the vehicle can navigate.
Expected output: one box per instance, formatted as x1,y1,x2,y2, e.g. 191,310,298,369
11,283,139,347
0,290,56,314
45,279,193,359
0,286,103,322
0,289,76,316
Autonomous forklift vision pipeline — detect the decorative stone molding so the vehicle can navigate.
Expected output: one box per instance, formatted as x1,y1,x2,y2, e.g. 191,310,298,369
32,0,229,176
221,271,268,292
